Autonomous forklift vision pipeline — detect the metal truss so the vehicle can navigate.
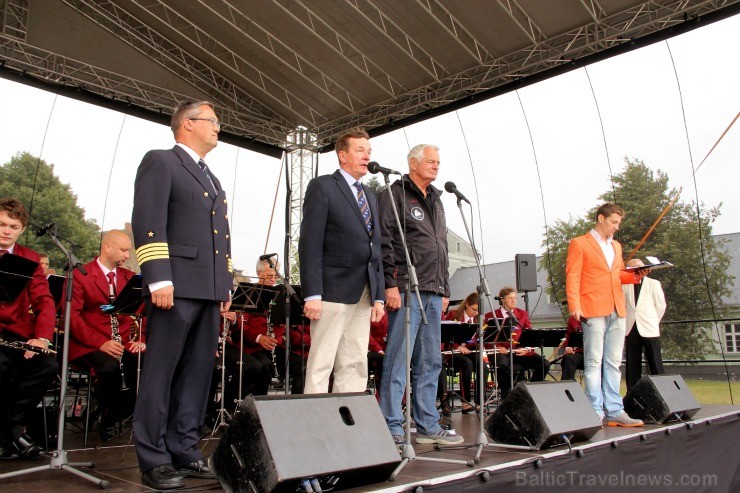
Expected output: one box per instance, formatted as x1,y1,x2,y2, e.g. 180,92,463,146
59,0,294,143
1,0,735,154
2,0,29,41
314,0,734,145
285,127,319,283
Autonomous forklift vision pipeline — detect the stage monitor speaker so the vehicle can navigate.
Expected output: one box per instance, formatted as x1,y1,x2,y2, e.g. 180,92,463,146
515,254,537,292
485,381,602,449
210,392,401,493
623,374,701,424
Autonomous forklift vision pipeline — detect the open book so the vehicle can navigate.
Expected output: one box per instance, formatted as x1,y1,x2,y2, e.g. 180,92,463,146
623,255,674,272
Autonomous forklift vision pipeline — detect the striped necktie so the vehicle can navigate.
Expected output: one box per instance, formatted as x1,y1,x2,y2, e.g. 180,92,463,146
198,159,217,194
354,182,373,236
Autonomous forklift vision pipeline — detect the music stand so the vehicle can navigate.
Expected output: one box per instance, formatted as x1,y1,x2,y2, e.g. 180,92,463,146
0,252,36,302
269,283,308,395
439,322,478,414
517,328,567,380
101,275,144,317
46,274,65,306
566,332,583,350
229,282,276,411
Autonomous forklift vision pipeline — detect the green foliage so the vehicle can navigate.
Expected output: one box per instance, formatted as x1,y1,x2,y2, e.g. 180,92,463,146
0,152,101,270
364,176,385,197
541,158,733,360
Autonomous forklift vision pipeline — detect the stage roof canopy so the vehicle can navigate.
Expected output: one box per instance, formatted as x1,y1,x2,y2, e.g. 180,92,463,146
1,0,737,157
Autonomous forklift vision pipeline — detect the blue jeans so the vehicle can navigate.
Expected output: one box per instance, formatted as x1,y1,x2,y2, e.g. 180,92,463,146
582,311,626,418
379,292,442,436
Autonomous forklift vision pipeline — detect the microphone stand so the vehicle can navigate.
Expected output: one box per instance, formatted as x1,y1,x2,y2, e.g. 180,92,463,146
0,225,109,487
437,193,535,463
378,172,472,482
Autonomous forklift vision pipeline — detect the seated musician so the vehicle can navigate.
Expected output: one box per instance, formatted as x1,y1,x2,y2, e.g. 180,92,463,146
484,286,550,398
38,252,56,276
367,310,387,396
440,292,481,413
237,255,310,394
0,198,59,459
68,230,145,442
559,316,584,381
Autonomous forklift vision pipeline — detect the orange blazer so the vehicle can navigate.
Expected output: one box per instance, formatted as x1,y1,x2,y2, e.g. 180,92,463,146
565,233,637,318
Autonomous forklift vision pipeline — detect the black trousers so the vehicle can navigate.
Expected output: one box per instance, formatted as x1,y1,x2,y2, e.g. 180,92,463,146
367,351,384,395
73,350,141,425
560,352,584,381
625,328,664,391
273,347,307,395
0,340,59,442
133,299,220,472
496,353,550,397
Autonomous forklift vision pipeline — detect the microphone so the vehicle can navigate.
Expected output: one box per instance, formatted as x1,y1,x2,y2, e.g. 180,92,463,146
259,253,278,261
36,223,55,237
444,182,470,204
367,161,401,176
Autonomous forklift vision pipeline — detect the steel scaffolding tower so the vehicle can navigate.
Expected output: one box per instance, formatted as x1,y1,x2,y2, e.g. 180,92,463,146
285,126,319,283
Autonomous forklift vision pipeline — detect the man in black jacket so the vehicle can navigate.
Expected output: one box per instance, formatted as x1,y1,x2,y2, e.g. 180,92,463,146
378,144,463,445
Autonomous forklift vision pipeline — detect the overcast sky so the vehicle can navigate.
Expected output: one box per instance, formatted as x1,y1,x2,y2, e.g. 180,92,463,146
1,15,737,276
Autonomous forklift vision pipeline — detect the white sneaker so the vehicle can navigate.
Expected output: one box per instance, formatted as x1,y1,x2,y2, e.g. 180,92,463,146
415,428,464,445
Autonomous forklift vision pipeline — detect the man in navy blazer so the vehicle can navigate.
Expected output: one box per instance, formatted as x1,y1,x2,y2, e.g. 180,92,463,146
131,101,232,490
299,127,385,394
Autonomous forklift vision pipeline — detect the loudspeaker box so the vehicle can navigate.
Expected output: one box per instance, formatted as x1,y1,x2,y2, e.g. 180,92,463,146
210,392,400,493
623,374,701,424
485,381,602,449
515,254,537,292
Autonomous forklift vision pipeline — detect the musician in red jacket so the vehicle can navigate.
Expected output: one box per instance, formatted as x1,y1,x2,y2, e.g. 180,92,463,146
367,310,388,396
441,292,479,412
484,286,549,398
235,256,310,394
0,198,59,459
68,229,145,442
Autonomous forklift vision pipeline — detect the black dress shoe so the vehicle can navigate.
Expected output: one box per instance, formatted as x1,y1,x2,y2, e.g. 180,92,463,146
99,424,119,443
176,458,214,479
0,434,44,460
142,464,184,490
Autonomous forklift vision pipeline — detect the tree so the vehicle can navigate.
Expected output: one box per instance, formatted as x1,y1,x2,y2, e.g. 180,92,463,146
364,175,385,197
541,158,733,360
0,152,101,270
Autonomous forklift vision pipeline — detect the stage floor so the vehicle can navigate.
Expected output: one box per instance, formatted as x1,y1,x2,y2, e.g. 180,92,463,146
1,404,739,492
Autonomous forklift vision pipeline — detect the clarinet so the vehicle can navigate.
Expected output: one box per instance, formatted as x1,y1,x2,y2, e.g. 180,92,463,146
108,281,128,391
0,337,57,355
110,314,129,391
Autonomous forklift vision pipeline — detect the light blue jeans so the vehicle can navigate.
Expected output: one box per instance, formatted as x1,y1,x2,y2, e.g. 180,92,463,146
379,292,443,436
582,311,626,418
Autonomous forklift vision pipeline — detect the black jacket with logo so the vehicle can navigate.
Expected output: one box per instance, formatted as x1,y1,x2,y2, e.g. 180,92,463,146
379,175,449,297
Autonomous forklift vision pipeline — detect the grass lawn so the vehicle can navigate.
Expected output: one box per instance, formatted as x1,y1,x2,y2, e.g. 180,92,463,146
621,378,740,406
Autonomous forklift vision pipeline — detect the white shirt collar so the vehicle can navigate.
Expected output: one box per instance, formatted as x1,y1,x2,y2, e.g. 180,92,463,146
176,142,204,166
96,257,115,277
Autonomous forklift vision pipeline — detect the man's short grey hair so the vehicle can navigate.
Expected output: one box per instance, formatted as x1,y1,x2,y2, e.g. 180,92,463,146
171,100,215,134
407,144,439,163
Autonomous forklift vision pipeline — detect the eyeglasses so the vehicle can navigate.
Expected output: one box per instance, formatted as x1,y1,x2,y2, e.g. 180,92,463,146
189,117,221,130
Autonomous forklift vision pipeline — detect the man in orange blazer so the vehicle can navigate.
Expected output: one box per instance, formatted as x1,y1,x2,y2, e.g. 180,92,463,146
566,203,644,427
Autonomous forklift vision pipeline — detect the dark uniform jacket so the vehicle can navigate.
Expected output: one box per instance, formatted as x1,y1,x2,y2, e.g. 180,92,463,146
131,145,232,300
379,175,450,297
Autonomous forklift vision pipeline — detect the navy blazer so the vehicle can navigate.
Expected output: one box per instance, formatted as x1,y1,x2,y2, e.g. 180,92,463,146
298,169,384,305
132,145,232,301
